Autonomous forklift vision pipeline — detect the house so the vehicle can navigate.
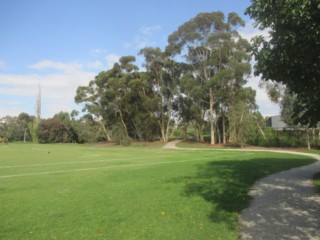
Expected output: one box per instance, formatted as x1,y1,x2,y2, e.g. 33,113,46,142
266,115,288,130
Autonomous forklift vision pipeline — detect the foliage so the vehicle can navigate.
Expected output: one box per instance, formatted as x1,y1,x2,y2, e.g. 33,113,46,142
0,113,34,142
0,144,315,239
246,0,320,126
28,120,39,143
38,118,77,143
2,11,269,145
227,101,259,147
166,11,252,144
72,12,264,144
250,127,320,148
139,47,180,142
72,114,105,143
75,55,176,143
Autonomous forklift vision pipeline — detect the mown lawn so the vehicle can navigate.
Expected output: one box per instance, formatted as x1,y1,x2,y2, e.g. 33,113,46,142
314,172,320,191
0,143,316,240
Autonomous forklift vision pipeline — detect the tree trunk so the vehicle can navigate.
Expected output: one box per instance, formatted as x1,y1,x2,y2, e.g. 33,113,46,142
118,110,128,138
164,97,173,142
133,122,143,141
23,127,27,143
222,115,226,144
240,112,244,148
209,88,215,145
194,122,204,142
217,126,222,144
160,124,167,142
99,121,111,141
306,128,311,150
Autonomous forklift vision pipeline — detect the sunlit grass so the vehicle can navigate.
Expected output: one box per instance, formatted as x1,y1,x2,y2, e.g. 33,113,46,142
0,143,315,239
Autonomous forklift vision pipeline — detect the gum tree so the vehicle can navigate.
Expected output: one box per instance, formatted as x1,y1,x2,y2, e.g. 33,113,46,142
166,11,250,144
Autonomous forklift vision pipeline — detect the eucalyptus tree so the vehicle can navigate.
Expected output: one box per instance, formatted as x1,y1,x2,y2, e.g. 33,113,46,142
227,87,258,146
75,56,139,141
75,71,115,141
166,11,250,144
214,37,252,143
178,73,208,142
139,47,180,142
18,112,33,142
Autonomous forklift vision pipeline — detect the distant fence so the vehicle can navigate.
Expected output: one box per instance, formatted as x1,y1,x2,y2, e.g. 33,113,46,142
252,128,320,148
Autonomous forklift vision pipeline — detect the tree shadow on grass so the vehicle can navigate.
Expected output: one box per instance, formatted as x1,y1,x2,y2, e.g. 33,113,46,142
172,156,315,230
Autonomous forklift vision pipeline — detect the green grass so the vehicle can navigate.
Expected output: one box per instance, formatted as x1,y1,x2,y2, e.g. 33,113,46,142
0,143,316,240
314,172,320,191
303,149,320,155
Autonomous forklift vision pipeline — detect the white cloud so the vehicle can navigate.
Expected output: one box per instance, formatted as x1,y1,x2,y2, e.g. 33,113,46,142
30,60,82,72
0,107,23,117
239,20,271,43
30,59,104,72
0,100,22,105
134,36,156,49
124,25,161,50
139,25,161,36
239,20,278,117
246,75,269,101
245,75,280,117
106,54,120,69
0,60,99,118
85,61,104,69
91,48,109,55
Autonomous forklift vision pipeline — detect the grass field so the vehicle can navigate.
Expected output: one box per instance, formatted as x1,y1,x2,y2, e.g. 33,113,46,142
314,172,320,191
0,143,316,240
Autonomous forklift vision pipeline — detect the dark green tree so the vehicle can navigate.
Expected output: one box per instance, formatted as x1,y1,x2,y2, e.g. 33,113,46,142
246,0,320,125
38,118,74,143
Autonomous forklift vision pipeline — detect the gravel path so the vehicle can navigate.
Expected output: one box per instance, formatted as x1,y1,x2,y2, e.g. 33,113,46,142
239,153,320,240
163,141,320,239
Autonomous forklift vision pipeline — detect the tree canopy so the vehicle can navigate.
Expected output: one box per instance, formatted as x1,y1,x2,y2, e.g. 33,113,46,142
246,0,320,126
166,11,252,144
1,11,270,146
72,11,260,145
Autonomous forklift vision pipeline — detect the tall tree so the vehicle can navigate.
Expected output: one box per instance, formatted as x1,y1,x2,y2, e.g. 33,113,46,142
75,56,163,143
178,70,208,142
75,56,139,142
18,112,33,142
246,0,320,126
139,47,180,142
227,87,258,146
166,11,249,144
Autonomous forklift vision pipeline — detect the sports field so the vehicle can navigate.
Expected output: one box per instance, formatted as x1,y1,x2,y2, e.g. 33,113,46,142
0,143,315,240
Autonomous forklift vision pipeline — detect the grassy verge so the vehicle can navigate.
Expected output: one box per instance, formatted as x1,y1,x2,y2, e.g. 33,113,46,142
304,149,320,155
176,141,221,149
0,143,316,240
314,172,320,191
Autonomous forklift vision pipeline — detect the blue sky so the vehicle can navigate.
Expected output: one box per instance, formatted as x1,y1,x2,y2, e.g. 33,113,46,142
0,0,279,118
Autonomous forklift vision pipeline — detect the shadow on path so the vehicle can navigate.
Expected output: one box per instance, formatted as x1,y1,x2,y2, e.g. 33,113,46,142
171,156,316,232
240,160,320,240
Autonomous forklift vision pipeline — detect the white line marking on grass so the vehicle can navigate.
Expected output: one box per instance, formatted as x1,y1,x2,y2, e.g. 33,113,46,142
0,153,194,169
0,153,253,179
0,150,245,169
